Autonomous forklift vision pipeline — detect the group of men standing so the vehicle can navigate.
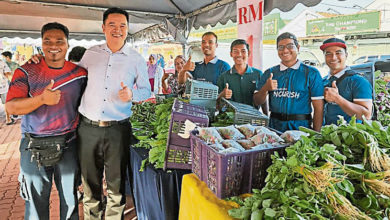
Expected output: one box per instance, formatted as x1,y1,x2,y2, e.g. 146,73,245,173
2,6,373,220
183,31,372,132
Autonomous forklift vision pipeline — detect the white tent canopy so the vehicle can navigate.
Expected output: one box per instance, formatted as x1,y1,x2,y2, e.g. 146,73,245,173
0,0,322,42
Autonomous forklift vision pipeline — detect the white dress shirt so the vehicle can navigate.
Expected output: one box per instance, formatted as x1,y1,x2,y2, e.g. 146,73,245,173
78,43,151,121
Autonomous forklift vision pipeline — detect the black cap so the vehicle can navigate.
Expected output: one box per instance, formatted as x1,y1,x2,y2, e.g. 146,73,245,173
320,38,346,51
276,32,298,46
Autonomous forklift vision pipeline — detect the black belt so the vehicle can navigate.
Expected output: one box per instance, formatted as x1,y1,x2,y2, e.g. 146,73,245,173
271,112,312,121
81,115,129,127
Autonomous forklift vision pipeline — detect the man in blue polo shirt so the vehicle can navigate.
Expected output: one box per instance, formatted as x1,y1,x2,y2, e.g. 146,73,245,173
217,39,263,107
254,32,324,132
321,37,373,125
178,31,230,85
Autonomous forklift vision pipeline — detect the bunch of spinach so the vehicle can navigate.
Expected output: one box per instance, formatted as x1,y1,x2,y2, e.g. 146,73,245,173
130,98,176,170
130,101,157,148
228,117,390,219
374,70,390,127
211,108,235,127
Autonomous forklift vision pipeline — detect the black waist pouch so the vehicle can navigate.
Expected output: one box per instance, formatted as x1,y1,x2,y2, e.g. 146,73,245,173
26,133,71,168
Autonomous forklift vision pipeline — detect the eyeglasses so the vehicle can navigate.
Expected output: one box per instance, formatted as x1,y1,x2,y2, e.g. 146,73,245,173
277,44,296,51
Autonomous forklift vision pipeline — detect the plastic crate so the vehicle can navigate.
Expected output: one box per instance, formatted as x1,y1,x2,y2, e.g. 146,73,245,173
190,131,287,198
164,99,209,170
221,98,269,126
185,79,219,101
164,144,192,170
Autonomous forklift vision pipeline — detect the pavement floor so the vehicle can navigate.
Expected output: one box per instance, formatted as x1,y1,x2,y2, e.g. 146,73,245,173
0,103,137,219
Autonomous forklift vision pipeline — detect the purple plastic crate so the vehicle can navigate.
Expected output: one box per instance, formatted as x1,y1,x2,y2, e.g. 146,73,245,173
164,99,209,170
190,132,287,198
164,144,192,170
173,99,205,113
190,134,203,179
168,100,209,147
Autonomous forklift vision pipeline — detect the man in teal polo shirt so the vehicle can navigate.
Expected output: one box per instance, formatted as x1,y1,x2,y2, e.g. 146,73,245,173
217,39,262,107
321,37,373,125
178,32,230,85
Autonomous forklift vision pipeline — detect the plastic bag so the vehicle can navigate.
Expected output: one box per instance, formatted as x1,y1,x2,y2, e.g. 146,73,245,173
254,126,273,135
209,142,225,152
236,140,255,150
221,140,245,151
217,125,245,140
281,130,309,143
250,132,283,145
198,127,223,144
236,124,257,138
219,147,241,154
251,143,274,151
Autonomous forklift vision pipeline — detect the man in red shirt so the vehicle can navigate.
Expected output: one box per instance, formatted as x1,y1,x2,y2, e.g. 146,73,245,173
6,22,87,219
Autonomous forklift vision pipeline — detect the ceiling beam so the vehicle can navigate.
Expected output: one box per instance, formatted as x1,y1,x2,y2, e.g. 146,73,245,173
6,0,175,17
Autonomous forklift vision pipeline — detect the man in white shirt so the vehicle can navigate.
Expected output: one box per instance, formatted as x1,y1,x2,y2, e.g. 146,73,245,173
76,7,151,219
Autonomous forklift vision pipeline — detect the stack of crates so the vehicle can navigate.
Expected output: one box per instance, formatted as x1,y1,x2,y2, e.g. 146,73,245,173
190,131,287,198
185,79,219,119
164,99,209,170
220,98,269,126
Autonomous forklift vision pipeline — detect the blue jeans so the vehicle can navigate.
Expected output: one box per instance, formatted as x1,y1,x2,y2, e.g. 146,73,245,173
19,136,79,220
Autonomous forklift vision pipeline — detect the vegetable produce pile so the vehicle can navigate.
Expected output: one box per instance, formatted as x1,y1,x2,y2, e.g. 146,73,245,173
374,70,390,127
197,124,287,154
228,117,390,219
130,98,175,170
211,108,235,127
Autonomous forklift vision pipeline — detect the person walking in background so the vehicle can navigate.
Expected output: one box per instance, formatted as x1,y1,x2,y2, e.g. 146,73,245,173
0,58,13,125
157,53,165,69
148,54,164,95
5,22,87,219
2,51,19,80
2,51,21,122
320,37,373,125
161,55,191,96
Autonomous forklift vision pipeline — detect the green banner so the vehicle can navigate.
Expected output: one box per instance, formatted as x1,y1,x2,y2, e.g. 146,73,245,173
307,11,380,36
263,13,285,42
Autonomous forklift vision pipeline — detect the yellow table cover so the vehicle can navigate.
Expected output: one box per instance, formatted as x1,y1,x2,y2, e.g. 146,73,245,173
179,174,239,220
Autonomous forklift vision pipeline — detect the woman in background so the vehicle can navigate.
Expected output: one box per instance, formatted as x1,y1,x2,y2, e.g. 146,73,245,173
148,54,164,95
162,55,192,96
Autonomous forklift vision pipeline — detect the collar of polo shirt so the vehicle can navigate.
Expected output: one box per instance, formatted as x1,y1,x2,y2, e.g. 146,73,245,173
199,56,218,64
326,66,351,80
280,60,301,71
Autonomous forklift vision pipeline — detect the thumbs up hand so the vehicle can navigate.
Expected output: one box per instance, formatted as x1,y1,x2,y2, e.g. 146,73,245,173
266,73,278,91
118,82,133,102
41,80,61,105
183,56,195,72
324,81,339,103
223,83,233,99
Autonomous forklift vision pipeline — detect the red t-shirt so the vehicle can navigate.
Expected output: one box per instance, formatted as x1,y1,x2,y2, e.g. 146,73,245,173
7,59,87,136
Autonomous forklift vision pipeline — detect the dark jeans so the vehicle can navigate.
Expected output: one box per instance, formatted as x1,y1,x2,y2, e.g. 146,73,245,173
19,137,79,220
77,119,132,219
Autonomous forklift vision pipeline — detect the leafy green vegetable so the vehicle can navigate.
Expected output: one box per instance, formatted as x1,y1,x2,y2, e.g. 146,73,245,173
228,116,390,219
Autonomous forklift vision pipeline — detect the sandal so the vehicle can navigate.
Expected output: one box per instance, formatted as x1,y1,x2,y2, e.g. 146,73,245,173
6,118,15,125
